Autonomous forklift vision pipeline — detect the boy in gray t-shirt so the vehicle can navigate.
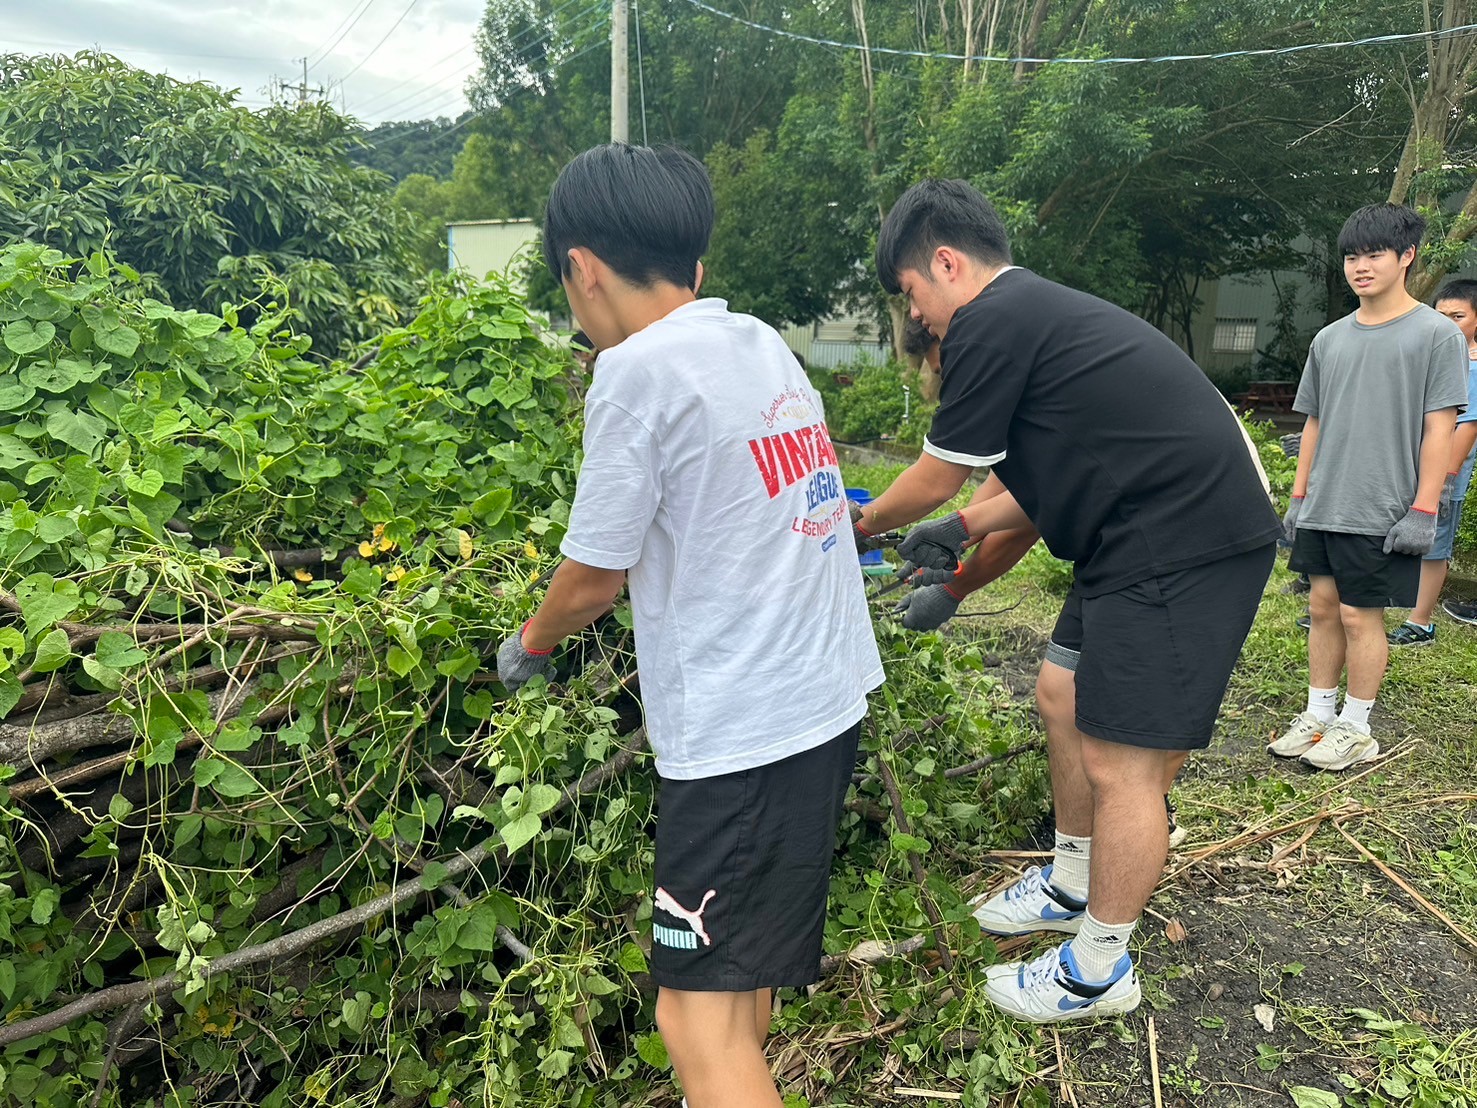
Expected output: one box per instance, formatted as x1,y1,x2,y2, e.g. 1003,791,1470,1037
1272,203,1467,772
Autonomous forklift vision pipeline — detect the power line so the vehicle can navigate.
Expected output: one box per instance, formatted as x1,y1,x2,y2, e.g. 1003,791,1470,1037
307,0,379,70
363,26,608,149
353,0,602,119
361,3,608,124
678,0,1477,65
339,0,425,82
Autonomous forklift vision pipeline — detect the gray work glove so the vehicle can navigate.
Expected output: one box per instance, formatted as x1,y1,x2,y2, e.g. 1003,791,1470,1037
896,511,970,573
496,624,556,691
896,561,959,586
894,582,963,631
1281,496,1303,545
1383,506,1437,555
1438,472,1458,522
850,501,883,556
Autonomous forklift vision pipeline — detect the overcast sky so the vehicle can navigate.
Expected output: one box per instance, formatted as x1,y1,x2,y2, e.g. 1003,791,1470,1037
3,0,486,124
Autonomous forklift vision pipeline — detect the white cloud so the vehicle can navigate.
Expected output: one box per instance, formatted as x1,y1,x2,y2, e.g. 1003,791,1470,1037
4,0,485,122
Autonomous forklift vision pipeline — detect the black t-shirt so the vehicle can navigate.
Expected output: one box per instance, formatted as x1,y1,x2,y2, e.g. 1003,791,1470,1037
929,269,1281,596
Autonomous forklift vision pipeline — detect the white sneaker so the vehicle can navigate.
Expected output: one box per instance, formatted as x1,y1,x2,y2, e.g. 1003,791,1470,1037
970,865,1086,936
1268,711,1328,758
984,941,1141,1023
1300,720,1378,771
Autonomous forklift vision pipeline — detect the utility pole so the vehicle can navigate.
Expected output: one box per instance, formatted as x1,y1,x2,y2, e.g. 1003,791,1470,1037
281,57,326,106
611,0,629,142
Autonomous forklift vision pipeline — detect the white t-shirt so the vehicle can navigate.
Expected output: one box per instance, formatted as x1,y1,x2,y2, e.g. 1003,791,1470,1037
561,298,884,780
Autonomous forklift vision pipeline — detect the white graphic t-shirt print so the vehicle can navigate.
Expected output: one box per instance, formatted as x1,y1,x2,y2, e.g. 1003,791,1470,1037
747,384,848,550
560,299,884,781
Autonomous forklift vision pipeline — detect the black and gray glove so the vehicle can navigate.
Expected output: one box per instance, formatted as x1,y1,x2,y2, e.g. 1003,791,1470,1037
1383,506,1437,556
1281,496,1303,545
496,622,556,691
896,511,970,573
895,582,964,631
1438,472,1458,521
850,501,883,556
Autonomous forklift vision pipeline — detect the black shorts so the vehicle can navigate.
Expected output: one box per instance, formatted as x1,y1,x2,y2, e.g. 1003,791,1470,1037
649,722,861,992
1049,544,1275,751
1288,527,1419,609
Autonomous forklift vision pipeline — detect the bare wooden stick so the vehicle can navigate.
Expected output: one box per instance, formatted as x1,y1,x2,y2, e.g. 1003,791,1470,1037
1332,819,1477,954
1147,1015,1164,1108
0,736,648,1047
942,739,1040,779
876,751,954,974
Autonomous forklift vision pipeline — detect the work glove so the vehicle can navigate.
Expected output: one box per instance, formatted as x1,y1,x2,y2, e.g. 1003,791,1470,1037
1281,495,1303,545
1438,472,1458,522
1383,506,1437,556
496,622,556,691
895,561,960,586
896,511,970,573
894,581,964,631
851,500,883,555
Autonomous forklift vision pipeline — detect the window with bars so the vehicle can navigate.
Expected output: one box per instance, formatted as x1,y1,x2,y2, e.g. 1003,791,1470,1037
1212,317,1258,353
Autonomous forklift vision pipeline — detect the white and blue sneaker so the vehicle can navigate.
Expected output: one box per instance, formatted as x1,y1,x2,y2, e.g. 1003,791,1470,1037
970,865,1086,936
984,940,1141,1023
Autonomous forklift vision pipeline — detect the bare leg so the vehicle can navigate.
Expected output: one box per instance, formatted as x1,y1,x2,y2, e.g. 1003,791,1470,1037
1340,604,1389,701
754,988,771,1046
1077,736,1176,923
1408,560,1447,627
1037,661,1092,837
1307,575,1346,690
1161,752,1188,793
657,988,782,1108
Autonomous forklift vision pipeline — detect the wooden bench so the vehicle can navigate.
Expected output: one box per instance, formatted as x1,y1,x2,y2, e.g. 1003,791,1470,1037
1233,380,1299,412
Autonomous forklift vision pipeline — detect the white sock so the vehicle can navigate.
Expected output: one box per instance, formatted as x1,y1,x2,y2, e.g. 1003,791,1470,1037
1049,832,1092,900
1306,686,1338,723
1339,694,1375,733
1072,910,1136,982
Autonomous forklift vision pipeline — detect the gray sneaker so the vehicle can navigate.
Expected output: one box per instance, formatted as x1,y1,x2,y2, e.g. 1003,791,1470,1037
1442,598,1477,626
1268,711,1327,758
1300,720,1379,771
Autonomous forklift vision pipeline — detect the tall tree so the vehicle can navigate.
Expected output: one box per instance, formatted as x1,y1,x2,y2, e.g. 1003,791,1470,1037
0,52,420,353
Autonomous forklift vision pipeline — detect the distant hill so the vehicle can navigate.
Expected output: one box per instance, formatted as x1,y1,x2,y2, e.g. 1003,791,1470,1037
350,114,475,181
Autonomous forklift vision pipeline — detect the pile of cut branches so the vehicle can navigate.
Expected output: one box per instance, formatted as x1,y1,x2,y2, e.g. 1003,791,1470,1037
0,246,1050,1108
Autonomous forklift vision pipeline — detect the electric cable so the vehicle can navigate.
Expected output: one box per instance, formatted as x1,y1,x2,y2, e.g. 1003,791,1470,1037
306,0,379,70
338,0,426,82
677,0,1477,66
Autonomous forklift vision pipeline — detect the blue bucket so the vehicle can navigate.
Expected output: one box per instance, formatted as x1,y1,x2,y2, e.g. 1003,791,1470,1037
845,487,885,566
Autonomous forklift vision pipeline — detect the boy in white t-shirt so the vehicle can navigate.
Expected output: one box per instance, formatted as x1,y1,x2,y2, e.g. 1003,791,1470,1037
496,144,883,1108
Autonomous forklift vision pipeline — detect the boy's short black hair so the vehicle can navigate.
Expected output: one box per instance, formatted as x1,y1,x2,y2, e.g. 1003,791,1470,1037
1336,202,1426,263
543,143,713,290
1434,278,1477,312
876,179,1012,295
901,316,939,356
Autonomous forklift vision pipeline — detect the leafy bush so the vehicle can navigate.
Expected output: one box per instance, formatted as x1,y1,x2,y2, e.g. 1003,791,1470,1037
0,52,421,355
812,360,936,446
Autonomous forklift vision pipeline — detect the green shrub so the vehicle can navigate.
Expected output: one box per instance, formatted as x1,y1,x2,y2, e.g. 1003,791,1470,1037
812,360,936,446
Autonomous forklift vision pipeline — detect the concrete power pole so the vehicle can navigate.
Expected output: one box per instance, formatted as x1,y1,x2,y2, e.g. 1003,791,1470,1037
611,0,629,143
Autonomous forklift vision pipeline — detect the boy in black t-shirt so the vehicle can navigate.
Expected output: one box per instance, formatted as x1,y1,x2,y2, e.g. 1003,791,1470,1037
853,179,1280,1024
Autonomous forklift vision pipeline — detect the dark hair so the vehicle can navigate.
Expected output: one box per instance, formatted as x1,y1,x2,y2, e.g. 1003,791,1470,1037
543,143,713,290
1434,278,1477,313
900,316,938,356
1336,202,1426,265
876,179,1012,295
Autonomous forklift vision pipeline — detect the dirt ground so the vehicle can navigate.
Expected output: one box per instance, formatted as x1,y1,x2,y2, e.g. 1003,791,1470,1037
941,582,1477,1108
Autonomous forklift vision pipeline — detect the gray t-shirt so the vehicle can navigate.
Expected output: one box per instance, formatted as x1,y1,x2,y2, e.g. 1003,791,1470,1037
1295,304,1468,535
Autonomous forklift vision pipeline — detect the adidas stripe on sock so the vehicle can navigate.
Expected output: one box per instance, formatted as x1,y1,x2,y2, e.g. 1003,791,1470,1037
1073,909,1136,982
1051,832,1091,899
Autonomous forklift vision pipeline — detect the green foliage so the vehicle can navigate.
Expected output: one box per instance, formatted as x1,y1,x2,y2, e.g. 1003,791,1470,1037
813,361,936,446
0,52,421,354
0,245,1048,1106
351,115,474,182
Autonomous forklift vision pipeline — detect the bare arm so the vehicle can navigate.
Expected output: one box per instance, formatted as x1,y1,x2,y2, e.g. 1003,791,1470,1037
1291,415,1318,498
1448,422,1477,475
959,486,1033,537
951,474,1039,593
522,559,627,651
1415,408,1459,512
857,452,975,534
